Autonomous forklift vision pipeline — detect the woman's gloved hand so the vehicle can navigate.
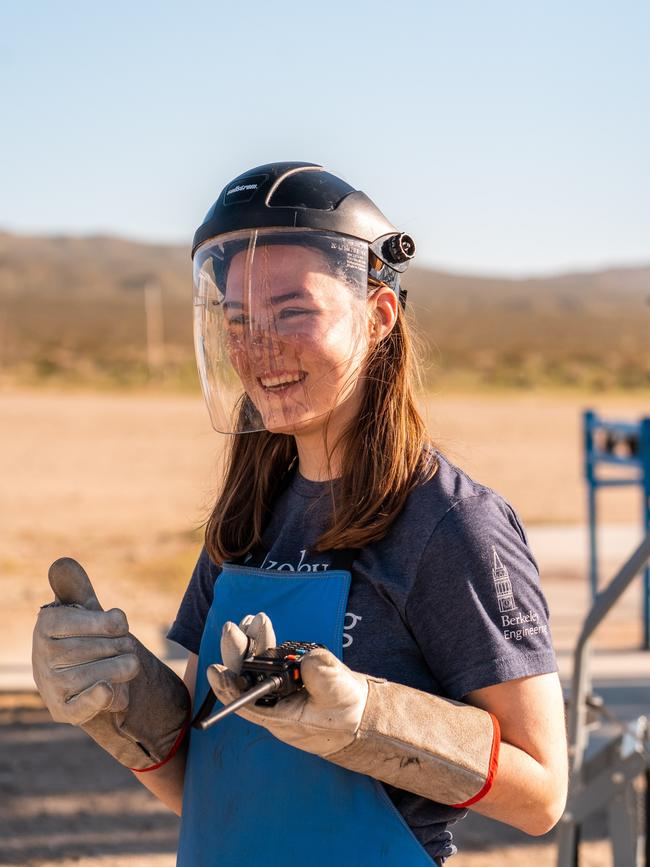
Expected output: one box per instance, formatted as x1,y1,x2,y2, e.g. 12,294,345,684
208,616,500,807
32,558,190,771
220,612,278,674
209,621,370,755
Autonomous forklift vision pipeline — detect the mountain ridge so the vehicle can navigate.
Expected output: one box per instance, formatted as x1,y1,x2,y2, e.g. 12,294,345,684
1,231,648,390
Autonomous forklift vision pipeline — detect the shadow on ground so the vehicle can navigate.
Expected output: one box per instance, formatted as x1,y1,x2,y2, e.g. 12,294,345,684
0,695,628,865
0,698,179,865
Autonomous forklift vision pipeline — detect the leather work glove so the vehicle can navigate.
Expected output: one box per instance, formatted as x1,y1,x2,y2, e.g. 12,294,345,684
208,615,500,807
32,557,190,771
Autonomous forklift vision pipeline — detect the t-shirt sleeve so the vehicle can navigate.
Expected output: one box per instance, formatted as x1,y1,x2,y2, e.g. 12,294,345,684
167,546,221,655
405,491,558,701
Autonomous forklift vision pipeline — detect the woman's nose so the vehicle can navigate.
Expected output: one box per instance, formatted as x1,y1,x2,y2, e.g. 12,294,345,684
244,326,281,362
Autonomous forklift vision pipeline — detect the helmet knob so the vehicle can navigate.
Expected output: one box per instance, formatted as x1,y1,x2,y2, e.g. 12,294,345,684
383,233,416,265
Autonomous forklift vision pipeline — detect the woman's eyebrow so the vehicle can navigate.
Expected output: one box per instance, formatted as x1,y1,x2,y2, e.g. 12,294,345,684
221,290,307,310
270,290,307,305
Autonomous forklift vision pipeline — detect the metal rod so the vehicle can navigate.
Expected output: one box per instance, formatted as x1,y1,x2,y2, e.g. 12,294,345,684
568,535,650,807
199,675,284,730
574,533,650,671
588,480,598,598
144,280,165,376
643,768,650,867
593,477,643,487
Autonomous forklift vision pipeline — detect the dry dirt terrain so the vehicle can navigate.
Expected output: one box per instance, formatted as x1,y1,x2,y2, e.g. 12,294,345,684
1,387,648,866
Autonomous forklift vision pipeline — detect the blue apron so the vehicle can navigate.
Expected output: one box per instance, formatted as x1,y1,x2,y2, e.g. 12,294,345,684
177,563,437,866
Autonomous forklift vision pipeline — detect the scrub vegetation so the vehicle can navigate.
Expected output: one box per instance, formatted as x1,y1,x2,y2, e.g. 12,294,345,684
1,231,648,391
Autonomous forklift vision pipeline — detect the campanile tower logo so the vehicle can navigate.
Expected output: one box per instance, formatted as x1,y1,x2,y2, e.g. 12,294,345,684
492,546,517,613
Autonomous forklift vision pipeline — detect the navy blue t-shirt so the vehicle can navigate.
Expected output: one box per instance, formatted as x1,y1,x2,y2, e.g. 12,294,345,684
169,452,558,860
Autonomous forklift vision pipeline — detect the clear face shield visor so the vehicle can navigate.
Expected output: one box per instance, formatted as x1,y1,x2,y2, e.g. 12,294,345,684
193,229,372,434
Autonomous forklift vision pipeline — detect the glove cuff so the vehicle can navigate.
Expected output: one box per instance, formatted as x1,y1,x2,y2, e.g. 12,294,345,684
325,678,500,807
131,713,191,773
450,711,500,808
82,640,191,771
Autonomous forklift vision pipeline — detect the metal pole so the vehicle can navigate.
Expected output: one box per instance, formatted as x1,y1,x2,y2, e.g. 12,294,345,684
584,410,599,598
645,768,650,867
641,420,650,651
144,281,165,378
557,532,650,867
0,304,6,370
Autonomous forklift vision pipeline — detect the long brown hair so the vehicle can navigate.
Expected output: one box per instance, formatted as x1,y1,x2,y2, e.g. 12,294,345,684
205,299,436,563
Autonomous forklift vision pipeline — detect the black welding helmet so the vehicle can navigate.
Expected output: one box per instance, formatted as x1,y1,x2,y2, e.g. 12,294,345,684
192,162,415,434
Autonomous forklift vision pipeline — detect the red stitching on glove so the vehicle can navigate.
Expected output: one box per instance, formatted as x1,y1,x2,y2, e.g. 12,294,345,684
450,712,501,809
131,716,191,774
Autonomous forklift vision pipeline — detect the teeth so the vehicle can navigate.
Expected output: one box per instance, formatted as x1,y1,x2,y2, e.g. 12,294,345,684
260,372,303,388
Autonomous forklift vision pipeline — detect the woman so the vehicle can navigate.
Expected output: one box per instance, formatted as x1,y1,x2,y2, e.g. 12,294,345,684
33,162,567,865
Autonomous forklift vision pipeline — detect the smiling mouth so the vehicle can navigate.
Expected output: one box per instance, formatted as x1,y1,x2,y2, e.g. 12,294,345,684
257,371,307,393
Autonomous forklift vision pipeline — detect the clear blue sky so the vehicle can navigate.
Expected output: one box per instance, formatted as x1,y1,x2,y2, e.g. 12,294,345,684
3,1,649,275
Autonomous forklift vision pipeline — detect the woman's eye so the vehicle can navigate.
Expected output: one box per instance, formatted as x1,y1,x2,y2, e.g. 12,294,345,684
278,308,314,320
226,314,249,327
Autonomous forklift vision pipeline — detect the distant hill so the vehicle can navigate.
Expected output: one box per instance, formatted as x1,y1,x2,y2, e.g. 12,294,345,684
0,231,648,389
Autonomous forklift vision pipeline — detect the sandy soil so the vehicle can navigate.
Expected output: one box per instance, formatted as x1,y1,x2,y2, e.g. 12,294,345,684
2,388,646,667
1,388,648,866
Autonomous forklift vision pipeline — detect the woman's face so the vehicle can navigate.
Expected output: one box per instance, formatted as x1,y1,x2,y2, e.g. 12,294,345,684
223,244,369,435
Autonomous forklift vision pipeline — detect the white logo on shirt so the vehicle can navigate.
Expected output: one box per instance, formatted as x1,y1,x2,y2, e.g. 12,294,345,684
491,546,548,642
343,612,362,648
491,546,517,613
502,609,548,641
246,552,362,648
259,549,330,572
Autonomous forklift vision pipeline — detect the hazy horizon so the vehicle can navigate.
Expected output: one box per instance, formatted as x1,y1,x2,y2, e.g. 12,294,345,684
2,225,649,283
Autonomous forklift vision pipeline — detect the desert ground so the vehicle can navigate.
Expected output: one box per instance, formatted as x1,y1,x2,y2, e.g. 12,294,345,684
1,387,649,866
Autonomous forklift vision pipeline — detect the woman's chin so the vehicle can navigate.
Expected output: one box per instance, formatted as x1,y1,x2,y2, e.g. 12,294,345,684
261,410,325,436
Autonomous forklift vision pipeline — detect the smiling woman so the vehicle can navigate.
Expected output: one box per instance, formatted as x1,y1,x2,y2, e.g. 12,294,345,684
193,230,371,435
31,161,567,867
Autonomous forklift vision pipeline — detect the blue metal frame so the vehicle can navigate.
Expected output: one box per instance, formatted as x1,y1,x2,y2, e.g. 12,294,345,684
583,410,650,649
